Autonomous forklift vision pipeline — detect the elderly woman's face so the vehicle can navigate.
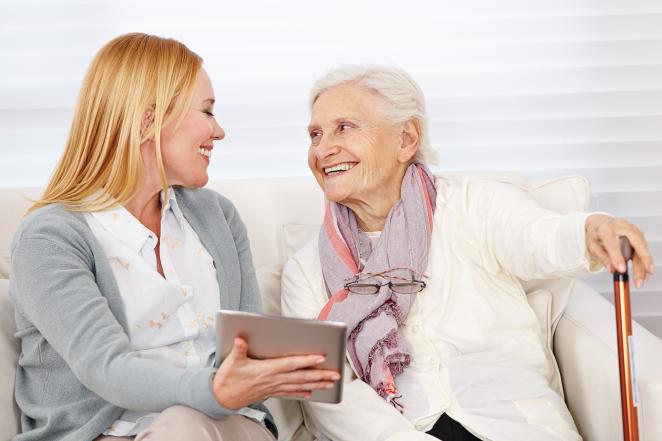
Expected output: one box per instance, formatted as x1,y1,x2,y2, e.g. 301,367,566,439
308,84,406,205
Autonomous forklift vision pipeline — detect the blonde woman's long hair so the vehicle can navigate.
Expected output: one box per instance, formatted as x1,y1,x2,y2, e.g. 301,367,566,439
29,33,202,213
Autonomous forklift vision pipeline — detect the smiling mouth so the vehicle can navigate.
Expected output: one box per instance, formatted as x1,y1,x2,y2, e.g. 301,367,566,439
324,162,356,175
198,146,212,159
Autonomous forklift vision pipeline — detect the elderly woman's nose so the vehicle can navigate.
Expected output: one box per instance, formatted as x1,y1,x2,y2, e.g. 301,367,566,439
315,134,341,159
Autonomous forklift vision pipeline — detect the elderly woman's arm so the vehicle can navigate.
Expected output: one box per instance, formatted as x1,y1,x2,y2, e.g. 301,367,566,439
281,252,436,441
463,177,654,281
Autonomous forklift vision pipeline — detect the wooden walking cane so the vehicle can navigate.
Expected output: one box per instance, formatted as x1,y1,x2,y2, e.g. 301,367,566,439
613,237,639,441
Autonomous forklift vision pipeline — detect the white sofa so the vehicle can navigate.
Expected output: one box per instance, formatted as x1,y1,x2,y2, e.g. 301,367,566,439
1,175,661,441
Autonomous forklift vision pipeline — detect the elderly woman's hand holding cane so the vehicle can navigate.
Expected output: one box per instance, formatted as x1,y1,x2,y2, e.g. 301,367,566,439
585,214,656,441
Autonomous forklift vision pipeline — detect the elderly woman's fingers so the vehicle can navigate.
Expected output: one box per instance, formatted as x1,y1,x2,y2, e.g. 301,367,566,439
586,214,618,272
630,244,654,288
610,219,655,279
590,215,655,279
632,254,648,288
590,216,656,286
623,231,654,276
588,240,613,272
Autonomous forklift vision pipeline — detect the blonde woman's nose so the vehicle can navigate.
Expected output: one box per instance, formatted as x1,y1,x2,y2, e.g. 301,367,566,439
212,119,225,141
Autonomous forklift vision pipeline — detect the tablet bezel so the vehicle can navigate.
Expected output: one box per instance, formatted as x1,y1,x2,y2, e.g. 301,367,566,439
216,310,347,403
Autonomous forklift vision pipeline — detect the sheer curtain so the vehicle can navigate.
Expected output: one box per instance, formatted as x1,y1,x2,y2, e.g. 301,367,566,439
1,0,661,335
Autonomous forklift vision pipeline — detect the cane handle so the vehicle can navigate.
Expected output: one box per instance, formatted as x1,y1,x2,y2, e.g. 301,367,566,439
620,236,633,263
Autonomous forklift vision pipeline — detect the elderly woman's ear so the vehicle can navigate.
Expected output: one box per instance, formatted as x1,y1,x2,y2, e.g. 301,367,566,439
397,118,421,163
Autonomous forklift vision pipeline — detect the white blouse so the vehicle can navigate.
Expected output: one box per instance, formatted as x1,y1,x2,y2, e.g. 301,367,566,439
85,189,220,436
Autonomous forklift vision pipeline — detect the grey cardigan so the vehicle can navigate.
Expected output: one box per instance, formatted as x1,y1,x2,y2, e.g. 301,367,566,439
9,187,274,441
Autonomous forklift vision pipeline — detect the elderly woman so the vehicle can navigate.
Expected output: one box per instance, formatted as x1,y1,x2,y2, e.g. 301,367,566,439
281,66,655,441
10,33,339,441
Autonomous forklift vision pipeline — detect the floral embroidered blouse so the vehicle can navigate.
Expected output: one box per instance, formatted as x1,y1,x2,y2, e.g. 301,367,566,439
84,189,220,436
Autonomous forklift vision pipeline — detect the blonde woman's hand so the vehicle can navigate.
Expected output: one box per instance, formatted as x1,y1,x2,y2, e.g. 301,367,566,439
585,213,655,287
212,337,341,410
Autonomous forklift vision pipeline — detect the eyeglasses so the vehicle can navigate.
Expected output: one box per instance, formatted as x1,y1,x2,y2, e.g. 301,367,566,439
343,279,426,295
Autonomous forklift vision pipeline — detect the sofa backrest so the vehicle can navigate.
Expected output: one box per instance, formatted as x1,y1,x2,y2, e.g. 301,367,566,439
0,178,325,278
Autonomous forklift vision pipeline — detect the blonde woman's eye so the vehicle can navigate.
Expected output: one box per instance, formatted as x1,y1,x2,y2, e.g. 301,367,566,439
203,110,215,117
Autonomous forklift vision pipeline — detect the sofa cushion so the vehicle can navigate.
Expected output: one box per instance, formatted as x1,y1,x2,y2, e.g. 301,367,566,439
281,224,320,263
0,279,20,440
256,263,284,316
527,288,564,397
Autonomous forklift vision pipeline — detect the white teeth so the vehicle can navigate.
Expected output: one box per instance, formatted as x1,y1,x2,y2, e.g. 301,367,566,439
197,147,211,158
324,163,355,174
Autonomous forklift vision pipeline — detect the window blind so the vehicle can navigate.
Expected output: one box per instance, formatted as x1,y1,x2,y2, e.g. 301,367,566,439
1,0,661,336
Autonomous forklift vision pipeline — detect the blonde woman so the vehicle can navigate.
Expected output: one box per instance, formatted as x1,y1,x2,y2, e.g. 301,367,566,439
10,33,338,441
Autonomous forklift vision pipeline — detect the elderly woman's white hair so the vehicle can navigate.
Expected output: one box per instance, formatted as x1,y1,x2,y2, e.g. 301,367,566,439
310,65,438,165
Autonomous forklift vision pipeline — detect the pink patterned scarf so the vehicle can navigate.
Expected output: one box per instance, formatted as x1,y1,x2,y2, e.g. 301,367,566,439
317,163,437,410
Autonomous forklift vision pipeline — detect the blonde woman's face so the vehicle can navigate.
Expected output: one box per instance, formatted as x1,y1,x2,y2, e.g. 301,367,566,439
159,68,224,188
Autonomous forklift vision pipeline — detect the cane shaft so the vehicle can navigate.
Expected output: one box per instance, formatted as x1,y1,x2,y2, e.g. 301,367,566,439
614,272,639,441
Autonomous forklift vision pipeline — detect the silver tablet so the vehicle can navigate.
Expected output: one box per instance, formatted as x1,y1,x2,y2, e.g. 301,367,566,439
216,310,347,403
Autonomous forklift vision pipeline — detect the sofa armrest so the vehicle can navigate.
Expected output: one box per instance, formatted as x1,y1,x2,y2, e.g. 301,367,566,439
554,280,662,441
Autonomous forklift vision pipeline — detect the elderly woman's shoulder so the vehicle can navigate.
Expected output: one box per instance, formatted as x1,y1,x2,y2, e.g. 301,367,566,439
436,172,526,195
436,171,525,187
434,173,533,215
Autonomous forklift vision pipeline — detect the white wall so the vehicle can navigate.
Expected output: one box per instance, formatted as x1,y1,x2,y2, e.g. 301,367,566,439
1,0,661,335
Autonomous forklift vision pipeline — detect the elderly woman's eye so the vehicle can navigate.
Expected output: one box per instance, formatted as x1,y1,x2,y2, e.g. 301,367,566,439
339,123,353,132
309,130,322,141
